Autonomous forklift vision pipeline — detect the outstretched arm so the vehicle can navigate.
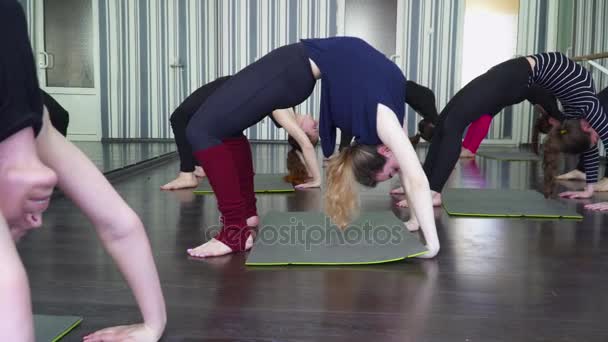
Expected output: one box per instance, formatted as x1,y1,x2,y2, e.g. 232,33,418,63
376,104,439,257
273,108,321,188
0,213,34,342
35,109,166,341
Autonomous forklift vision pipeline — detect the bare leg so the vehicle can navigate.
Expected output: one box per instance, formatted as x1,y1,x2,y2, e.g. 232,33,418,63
459,147,475,158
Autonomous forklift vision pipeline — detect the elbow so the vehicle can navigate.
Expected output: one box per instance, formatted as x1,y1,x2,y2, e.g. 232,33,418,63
96,209,144,242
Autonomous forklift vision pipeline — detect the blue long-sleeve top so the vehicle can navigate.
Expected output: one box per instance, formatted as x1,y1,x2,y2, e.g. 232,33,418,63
300,37,407,157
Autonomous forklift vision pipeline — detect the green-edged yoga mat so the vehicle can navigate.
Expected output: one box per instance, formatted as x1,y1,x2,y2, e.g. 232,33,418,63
34,314,82,342
246,211,427,266
442,189,582,219
193,173,294,194
477,150,540,161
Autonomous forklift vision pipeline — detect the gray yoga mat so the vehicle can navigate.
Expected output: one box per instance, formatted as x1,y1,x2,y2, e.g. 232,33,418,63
34,314,82,342
477,150,540,161
193,173,294,194
442,189,582,219
246,211,428,266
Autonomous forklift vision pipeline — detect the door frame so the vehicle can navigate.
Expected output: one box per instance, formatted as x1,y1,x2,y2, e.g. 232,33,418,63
35,0,102,141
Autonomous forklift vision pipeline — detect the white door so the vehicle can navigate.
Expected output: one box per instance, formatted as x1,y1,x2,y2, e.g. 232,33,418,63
338,0,401,63
35,0,102,141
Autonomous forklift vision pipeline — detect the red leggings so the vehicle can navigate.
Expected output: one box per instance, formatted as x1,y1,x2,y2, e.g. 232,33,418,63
461,114,492,154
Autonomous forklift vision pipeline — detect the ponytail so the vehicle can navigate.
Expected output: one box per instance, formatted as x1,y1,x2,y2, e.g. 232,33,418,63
284,136,310,186
325,147,359,228
324,144,386,228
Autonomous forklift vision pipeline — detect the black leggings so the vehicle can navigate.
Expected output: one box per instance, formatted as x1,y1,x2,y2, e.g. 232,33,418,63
42,90,69,136
423,57,532,192
186,43,316,151
339,80,439,150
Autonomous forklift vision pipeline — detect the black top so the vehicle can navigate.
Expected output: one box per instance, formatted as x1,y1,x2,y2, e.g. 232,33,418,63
0,0,44,142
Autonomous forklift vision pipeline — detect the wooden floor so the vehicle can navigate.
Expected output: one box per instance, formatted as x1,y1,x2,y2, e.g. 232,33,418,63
19,143,608,342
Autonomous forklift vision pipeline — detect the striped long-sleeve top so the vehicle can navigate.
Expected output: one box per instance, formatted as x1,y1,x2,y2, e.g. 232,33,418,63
530,52,608,184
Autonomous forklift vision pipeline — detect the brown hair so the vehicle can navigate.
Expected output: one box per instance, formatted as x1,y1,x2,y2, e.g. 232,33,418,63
542,119,592,197
531,105,554,155
324,144,386,228
284,134,319,186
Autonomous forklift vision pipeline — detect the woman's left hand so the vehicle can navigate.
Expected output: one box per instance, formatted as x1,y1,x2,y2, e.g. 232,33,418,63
295,179,321,189
584,202,608,211
559,184,594,199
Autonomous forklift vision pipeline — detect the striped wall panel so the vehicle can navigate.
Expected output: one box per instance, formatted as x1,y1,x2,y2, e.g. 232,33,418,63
100,0,336,139
572,0,608,91
399,0,464,136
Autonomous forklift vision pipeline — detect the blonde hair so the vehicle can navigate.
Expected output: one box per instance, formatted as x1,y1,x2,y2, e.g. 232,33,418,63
324,144,386,228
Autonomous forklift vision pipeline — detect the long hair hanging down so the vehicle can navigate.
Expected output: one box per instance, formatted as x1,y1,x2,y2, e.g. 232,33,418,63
531,105,554,155
324,144,386,228
284,136,310,185
542,119,592,197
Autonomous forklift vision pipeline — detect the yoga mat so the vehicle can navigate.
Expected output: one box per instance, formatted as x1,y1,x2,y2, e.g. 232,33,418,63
193,173,294,194
34,314,82,342
477,150,540,161
246,211,427,266
442,189,582,219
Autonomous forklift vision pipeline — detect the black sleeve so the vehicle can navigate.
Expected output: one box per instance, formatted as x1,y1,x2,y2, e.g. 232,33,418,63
0,0,43,142
405,80,439,124
42,90,69,136
526,85,564,121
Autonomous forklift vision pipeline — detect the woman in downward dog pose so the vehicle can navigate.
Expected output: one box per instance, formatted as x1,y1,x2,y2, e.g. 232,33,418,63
160,75,318,190
402,52,608,217
297,37,440,258
185,41,322,258
458,85,564,158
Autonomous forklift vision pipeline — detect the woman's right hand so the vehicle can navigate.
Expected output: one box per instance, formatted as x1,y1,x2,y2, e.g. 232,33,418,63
84,323,162,342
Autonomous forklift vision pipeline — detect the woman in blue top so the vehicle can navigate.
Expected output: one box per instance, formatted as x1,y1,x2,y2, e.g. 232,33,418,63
185,36,439,258
302,37,440,258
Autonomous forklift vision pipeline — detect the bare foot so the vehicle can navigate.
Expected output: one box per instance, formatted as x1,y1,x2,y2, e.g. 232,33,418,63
390,186,404,195
160,172,199,190
396,193,442,208
555,169,586,181
193,166,206,178
186,235,254,258
593,178,608,192
459,147,475,158
404,218,420,232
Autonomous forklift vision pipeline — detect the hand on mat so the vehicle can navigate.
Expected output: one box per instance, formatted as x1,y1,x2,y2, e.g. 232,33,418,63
417,244,439,259
593,178,608,192
559,186,594,199
555,169,586,181
295,179,321,189
584,202,608,211
84,323,160,342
